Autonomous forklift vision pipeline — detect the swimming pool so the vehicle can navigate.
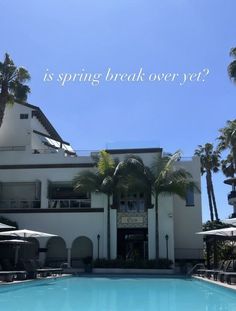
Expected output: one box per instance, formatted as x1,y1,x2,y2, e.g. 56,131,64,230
0,277,236,311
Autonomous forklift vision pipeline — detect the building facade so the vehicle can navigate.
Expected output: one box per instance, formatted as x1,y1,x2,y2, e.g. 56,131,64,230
0,102,203,267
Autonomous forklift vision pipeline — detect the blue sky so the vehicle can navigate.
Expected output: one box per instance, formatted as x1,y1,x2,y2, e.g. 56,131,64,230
1,0,236,221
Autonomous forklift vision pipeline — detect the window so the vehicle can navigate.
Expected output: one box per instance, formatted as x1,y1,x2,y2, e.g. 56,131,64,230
118,193,146,212
186,186,194,206
20,114,29,119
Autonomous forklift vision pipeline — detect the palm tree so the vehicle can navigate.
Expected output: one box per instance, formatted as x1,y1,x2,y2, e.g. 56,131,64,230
228,48,236,83
218,120,236,176
0,53,30,127
73,150,116,259
221,153,235,178
150,150,199,259
73,151,150,260
194,143,220,222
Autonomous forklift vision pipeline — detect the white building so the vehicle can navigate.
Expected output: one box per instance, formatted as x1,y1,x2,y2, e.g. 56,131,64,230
0,102,203,267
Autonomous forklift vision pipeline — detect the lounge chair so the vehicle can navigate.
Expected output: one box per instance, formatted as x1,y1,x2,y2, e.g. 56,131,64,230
0,264,16,282
17,260,37,279
1,259,27,280
27,260,63,277
223,271,236,284
217,260,234,282
218,260,236,284
32,259,63,276
196,261,226,280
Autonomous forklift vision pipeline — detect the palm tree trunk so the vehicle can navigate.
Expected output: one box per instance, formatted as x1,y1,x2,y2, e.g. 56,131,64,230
206,173,214,221
155,193,159,259
107,195,111,260
0,84,8,128
233,147,236,177
209,171,219,221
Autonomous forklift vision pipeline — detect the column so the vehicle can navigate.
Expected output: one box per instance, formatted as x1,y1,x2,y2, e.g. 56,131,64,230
40,179,49,208
67,248,71,268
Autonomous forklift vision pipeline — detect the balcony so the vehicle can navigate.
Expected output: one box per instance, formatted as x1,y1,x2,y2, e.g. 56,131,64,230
228,191,236,205
0,200,41,209
48,199,91,209
118,200,146,213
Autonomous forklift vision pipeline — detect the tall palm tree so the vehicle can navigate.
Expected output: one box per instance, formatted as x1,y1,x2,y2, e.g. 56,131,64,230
221,153,235,178
228,48,236,83
74,151,151,260
73,150,116,260
150,150,198,259
0,53,30,127
218,120,236,176
194,143,220,222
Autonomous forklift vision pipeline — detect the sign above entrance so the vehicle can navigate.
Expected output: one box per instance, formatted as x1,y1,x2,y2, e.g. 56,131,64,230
117,213,148,228
121,216,144,224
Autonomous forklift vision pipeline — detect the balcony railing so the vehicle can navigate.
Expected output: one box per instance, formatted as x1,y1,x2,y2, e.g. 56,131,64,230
0,200,41,209
118,200,146,213
48,199,91,209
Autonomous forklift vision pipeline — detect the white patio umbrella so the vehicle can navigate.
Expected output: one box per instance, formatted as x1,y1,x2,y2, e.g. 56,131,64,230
0,229,57,238
196,227,236,237
0,229,57,263
0,222,15,229
0,239,32,266
222,218,236,226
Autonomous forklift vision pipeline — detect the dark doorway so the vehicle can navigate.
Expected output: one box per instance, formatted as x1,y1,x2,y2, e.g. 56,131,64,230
117,228,148,260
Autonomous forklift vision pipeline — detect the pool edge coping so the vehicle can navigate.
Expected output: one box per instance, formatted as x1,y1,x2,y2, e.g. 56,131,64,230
193,275,236,292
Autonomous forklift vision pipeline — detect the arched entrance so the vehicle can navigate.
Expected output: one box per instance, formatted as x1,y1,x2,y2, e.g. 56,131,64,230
46,237,67,267
71,236,93,267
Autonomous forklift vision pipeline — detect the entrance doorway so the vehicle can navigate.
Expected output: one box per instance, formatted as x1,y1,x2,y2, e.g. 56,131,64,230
117,228,148,260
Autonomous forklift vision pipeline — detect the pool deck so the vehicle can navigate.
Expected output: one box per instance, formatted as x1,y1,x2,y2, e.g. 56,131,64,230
193,275,236,292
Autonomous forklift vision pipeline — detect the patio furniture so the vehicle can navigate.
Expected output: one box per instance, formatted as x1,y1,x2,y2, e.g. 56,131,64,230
223,271,236,284
30,259,62,276
1,259,27,280
218,260,235,282
196,261,227,280
17,260,37,279
0,264,16,282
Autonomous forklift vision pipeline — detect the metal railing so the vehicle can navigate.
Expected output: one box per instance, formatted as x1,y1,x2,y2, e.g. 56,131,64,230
118,200,146,213
187,263,205,276
48,199,91,209
228,191,236,200
0,200,41,209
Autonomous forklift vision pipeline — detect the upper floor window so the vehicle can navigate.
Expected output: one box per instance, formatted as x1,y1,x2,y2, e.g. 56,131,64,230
186,186,194,206
119,193,146,213
20,113,29,119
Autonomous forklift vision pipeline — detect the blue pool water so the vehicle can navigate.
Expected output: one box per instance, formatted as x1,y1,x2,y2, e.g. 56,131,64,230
0,277,236,311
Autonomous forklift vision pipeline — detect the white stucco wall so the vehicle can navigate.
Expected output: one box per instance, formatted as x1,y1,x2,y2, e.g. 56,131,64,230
173,157,203,259
0,212,104,259
0,104,32,147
